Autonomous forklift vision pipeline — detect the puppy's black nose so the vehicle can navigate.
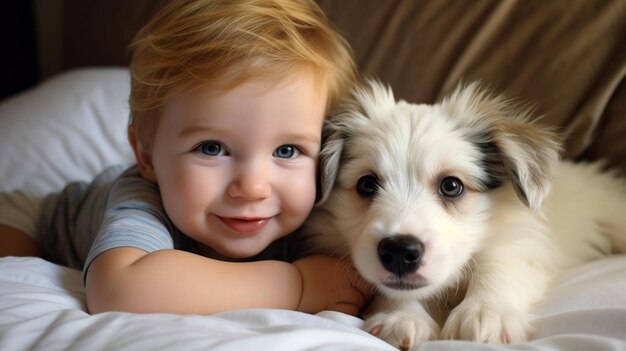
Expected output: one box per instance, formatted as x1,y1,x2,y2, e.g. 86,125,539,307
378,235,424,277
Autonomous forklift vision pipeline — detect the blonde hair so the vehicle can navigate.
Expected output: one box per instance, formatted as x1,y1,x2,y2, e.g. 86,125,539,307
128,0,356,151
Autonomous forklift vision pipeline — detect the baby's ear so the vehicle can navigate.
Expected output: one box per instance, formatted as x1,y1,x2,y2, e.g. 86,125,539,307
442,83,562,211
316,118,345,205
128,128,157,183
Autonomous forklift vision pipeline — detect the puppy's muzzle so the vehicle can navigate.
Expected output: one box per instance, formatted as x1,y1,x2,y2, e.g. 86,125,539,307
377,234,424,277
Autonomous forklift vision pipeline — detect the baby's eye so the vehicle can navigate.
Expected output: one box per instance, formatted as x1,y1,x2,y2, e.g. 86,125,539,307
195,141,227,156
273,145,300,159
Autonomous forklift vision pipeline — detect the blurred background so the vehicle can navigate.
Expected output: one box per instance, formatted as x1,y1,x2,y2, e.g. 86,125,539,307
2,0,625,171
1,0,170,99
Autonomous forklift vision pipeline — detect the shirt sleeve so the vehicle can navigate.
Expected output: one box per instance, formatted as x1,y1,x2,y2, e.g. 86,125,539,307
82,171,176,282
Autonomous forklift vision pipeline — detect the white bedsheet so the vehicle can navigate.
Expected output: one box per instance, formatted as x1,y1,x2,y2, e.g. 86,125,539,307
1,256,625,351
1,68,625,351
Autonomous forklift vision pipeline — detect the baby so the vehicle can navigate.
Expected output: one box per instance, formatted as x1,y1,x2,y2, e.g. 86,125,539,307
0,0,371,316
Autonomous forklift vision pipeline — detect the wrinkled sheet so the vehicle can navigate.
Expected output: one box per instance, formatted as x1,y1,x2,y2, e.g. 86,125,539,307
1,256,625,351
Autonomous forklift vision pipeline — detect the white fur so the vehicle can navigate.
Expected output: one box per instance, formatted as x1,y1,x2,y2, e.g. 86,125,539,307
305,80,626,349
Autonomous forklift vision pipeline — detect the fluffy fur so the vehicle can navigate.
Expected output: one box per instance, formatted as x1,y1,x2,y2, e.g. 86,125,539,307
305,80,626,349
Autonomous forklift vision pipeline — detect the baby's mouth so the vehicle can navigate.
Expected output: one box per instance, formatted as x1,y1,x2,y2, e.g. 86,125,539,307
218,216,271,234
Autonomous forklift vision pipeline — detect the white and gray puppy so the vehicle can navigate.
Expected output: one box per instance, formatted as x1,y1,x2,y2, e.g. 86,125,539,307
305,80,626,349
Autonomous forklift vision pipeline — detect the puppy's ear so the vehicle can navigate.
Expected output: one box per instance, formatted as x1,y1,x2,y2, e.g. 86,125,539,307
442,83,562,211
315,79,393,205
316,118,345,205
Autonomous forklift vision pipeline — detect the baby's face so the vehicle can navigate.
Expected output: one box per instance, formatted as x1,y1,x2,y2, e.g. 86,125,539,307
149,72,326,259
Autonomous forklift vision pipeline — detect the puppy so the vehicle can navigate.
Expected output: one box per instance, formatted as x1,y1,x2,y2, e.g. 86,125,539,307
305,80,626,349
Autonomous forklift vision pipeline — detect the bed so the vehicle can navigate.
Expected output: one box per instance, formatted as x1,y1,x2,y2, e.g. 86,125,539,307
2,1,626,350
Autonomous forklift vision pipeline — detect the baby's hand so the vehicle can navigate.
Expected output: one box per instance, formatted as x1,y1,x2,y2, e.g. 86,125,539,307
293,255,373,316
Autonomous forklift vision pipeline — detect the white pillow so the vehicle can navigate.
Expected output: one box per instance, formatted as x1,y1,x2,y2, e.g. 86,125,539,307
0,67,135,195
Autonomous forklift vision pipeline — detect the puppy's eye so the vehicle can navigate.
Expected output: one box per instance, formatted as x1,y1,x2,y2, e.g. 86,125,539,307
356,175,380,197
439,177,464,198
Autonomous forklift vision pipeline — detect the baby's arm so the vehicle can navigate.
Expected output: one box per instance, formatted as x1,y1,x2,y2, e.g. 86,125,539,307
86,248,371,316
294,255,372,316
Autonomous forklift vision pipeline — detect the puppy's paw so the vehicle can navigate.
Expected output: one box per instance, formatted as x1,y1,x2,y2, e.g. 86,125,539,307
441,299,531,343
363,311,440,350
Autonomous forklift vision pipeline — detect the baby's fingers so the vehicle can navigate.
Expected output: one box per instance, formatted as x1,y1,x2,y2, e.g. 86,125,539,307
350,270,375,303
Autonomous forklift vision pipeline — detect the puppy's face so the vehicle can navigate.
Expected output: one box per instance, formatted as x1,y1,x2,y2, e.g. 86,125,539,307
317,81,560,299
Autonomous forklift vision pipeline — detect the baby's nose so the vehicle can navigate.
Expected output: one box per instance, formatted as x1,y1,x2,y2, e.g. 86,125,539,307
228,162,272,200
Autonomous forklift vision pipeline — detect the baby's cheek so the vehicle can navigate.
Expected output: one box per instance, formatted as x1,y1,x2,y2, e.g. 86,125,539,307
282,180,317,228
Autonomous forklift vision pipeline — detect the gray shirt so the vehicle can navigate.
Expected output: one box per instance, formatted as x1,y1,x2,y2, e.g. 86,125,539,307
36,165,302,282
